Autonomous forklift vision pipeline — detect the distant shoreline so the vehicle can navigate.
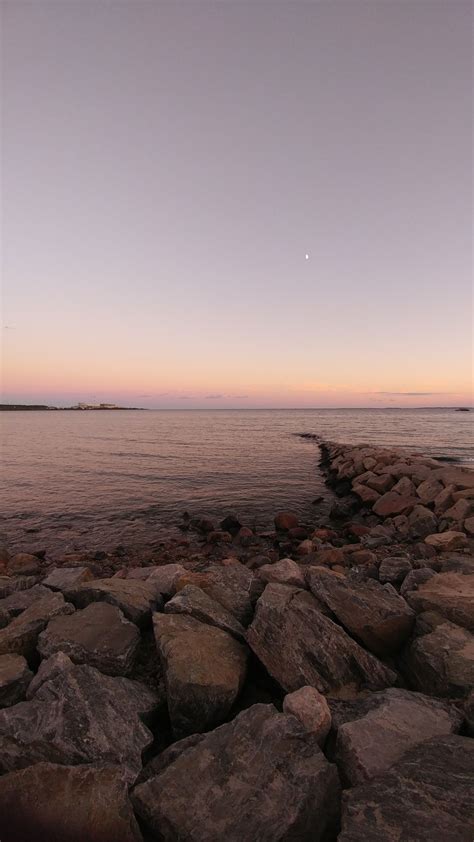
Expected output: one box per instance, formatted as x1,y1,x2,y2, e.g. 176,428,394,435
0,404,471,412
0,404,147,411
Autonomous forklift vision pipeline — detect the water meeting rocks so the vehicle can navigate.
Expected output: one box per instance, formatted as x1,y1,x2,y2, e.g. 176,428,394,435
132,703,341,842
0,762,143,842
306,567,414,656
64,577,163,626
153,613,248,736
37,602,140,675
338,736,474,842
0,657,158,779
246,583,397,695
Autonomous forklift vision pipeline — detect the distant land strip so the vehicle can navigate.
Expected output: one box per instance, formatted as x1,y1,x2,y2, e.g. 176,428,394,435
0,404,146,411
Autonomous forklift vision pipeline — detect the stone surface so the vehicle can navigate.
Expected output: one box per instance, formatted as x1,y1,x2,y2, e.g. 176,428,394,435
178,561,260,626
247,584,396,696
37,602,140,675
26,651,74,698
416,477,444,505
164,584,245,641
8,552,41,575
42,566,92,592
405,571,474,631
0,591,74,660
64,577,163,626
274,511,299,530
257,558,306,588
378,556,412,585
0,658,158,779
444,498,473,522
0,576,37,599
0,762,143,842
353,484,380,504
0,654,32,707
401,620,474,697
331,687,462,786
425,531,468,551
339,736,474,842
408,504,438,538
366,473,393,494
153,613,247,736
307,568,414,656
464,515,474,535
372,492,417,517
147,563,185,595
283,685,331,745
132,703,341,842
0,584,51,619
400,567,436,596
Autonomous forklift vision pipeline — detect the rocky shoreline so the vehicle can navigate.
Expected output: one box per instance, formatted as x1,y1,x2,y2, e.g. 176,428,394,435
0,439,473,840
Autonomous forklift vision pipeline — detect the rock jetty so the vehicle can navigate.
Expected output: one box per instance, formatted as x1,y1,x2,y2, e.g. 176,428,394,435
0,439,472,840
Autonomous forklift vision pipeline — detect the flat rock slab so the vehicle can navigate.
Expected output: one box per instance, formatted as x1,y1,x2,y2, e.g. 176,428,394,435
0,762,143,842
37,602,140,675
401,620,474,698
405,571,474,631
372,492,417,517
0,658,158,780
0,591,74,661
132,703,341,842
64,577,163,626
247,584,397,696
307,568,414,656
0,584,52,620
330,687,462,785
164,585,245,641
0,654,32,708
153,613,247,736
339,736,474,842
42,566,93,592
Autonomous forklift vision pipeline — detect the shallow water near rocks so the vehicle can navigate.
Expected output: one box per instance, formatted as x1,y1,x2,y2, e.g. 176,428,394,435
1,408,472,554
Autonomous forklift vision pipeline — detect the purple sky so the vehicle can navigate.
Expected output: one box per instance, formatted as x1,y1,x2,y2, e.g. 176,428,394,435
2,0,472,408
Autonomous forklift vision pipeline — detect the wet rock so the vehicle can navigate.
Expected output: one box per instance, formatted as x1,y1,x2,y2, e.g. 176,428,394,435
164,584,245,641
220,514,242,535
378,556,412,585
153,613,247,736
372,492,417,517
0,584,52,619
7,553,41,575
207,529,232,543
401,620,474,697
425,531,468,551
247,584,396,695
339,736,474,842
64,577,163,626
37,602,140,675
132,703,341,842
147,563,185,595
331,687,462,786
283,685,331,745
274,511,299,531
400,567,436,596
0,591,74,660
408,504,438,538
405,571,474,631
0,654,32,707
0,658,158,779
307,567,414,656
257,558,306,588
42,566,92,592
0,762,143,842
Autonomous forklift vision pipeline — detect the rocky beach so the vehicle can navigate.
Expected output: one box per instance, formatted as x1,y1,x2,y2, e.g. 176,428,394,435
0,438,473,841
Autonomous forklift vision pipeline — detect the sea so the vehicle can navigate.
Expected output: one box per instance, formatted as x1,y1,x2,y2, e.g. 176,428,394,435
1,408,472,555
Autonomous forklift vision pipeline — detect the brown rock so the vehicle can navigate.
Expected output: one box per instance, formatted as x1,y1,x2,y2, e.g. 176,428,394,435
164,585,245,641
366,474,394,494
64,578,163,626
0,654,32,707
416,477,444,504
378,556,412,585
8,553,40,576
425,531,468,551
313,547,345,567
283,685,331,745
405,571,474,631
401,620,474,697
0,591,74,660
257,558,306,588
42,566,92,592
444,498,473,522
274,511,299,531
373,492,417,517
464,516,474,535
408,504,438,538
353,484,380,504
391,476,416,496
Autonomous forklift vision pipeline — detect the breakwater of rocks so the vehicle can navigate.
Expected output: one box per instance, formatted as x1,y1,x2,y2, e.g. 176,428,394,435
0,439,472,841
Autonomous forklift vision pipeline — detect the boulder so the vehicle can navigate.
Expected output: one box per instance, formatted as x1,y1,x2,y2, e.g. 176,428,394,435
366,474,393,494
353,484,380,504
372,492,417,517
246,584,396,696
64,577,163,626
0,584,52,619
0,658,158,779
391,476,416,496
7,553,41,575
0,762,143,841
400,567,436,596
0,591,74,660
425,531,468,551
178,561,260,626
312,547,345,567
26,651,74,698
331,687,462,786
0,654,32,707
274,512,299,531
132,703,341,842
408,505,438,538
37,602,140,675
339,736,474,842
401,620,474,697
153,613,247,736
307,568,414,656
378,556,412,585
416,477,444,505
42,566,92,592
220,514,242,535
0,576,36,598
444,498,473,522
283,686,331,745
464,516,474,535
405,572,474,631
164,585,245,641
147,563,185,596
257,558,306,588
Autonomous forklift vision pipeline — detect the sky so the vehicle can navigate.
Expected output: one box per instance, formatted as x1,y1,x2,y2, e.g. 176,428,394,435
1,0,472,409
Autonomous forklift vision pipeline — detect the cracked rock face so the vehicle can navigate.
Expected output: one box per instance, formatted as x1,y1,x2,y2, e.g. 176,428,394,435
164,584,246,642
132,703,341,842
0,591,74,661
246,583,397,696
63,578,163,626
400,620,474,698
405,571,474,632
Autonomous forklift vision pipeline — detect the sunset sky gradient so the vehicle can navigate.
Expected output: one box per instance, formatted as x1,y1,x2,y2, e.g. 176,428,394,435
2,0,472,408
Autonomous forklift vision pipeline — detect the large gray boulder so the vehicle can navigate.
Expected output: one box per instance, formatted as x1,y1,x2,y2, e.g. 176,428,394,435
0,657,158,779
330,687,462,785
37,602,140,675
153,613,247,736
164,585,245,641
246,584,397,695
132,703,341,842
0,591,74,660
307,568,414,656
405,571,474,632
401,620,474,697
339,736,474,841
64,577,163,626
0,654,32,707
0,762,143,841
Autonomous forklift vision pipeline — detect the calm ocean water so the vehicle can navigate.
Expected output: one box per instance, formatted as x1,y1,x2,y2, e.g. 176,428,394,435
1,408,472,554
